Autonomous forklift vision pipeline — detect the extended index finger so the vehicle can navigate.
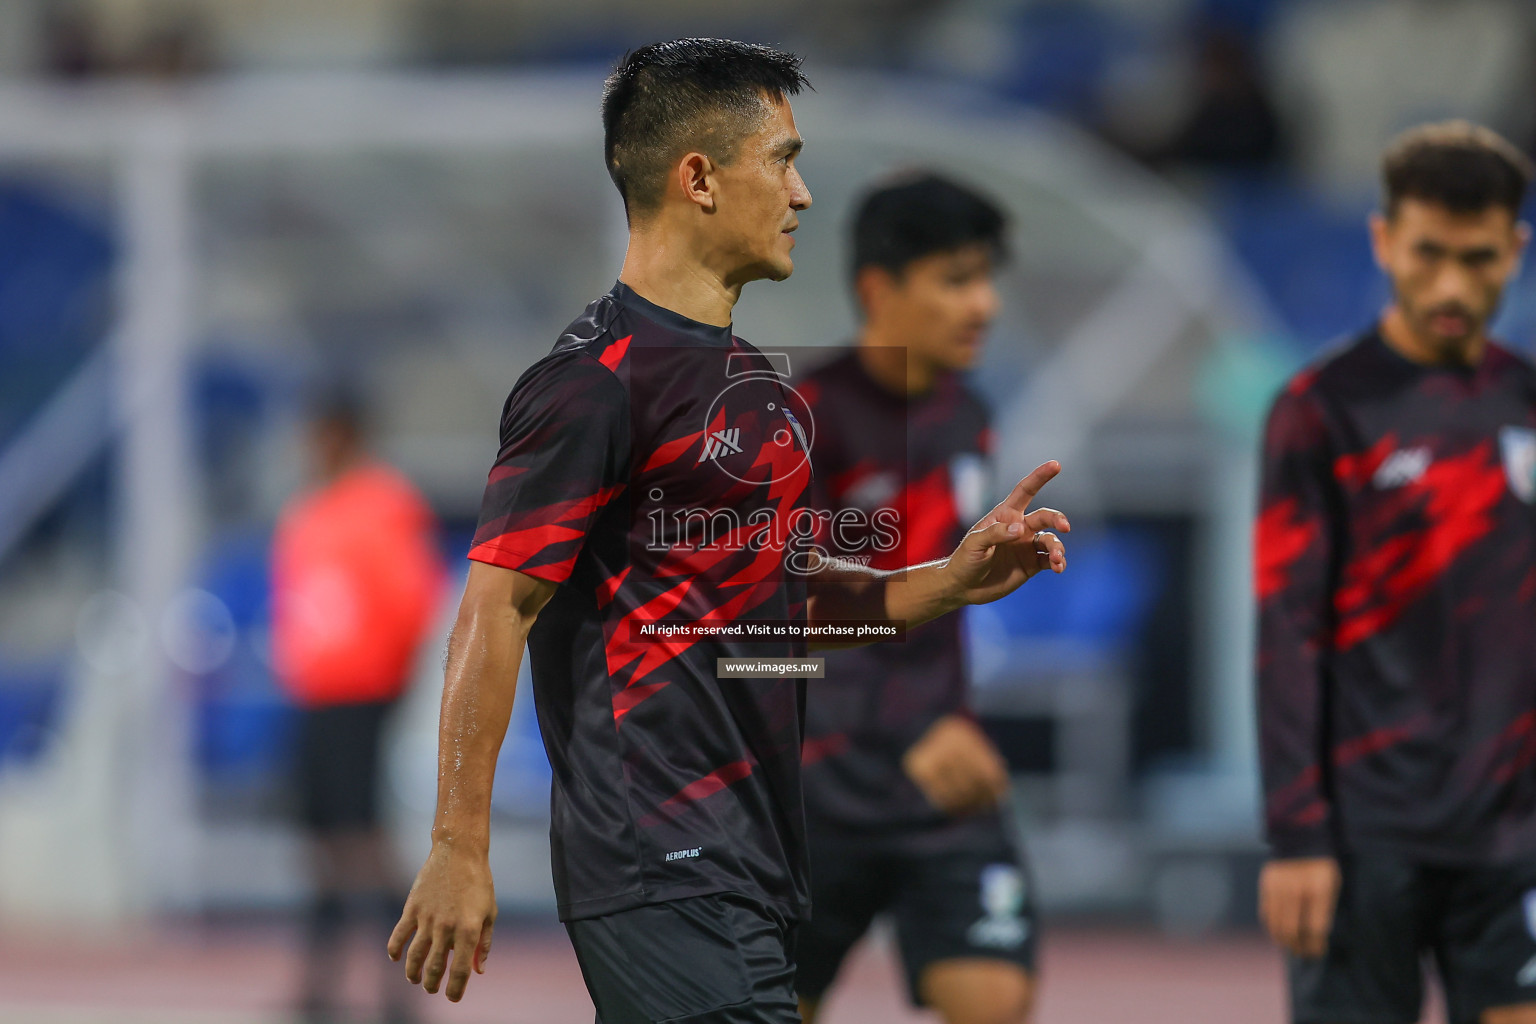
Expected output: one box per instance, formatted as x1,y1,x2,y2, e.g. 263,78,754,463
1001,461,1061,513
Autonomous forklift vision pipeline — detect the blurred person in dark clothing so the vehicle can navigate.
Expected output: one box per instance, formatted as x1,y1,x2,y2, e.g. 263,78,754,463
42,1,106,79
1163,24,1282,170
793,174,1036,1024
1256,122,1536,1024
272,394,444,1024
41,1,212,79
130,12,212,80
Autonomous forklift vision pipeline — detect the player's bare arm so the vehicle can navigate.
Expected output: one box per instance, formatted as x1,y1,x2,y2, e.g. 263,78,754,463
1254,367,1343,964
805,460,1068,642
387,561,555,1001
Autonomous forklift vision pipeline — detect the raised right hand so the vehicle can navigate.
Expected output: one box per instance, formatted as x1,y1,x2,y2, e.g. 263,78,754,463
942,462,1069,607
1258,856,1340,959
388,842,498,1002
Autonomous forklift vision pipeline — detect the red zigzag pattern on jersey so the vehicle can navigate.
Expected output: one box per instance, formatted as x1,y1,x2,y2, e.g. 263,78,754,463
1332,441,1505,650
605,403,811,723
1254,497,1321,602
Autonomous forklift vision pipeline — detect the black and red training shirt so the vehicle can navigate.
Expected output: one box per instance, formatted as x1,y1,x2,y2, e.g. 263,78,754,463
1257,326,1536,864
797,351,993,835
469,282,814,921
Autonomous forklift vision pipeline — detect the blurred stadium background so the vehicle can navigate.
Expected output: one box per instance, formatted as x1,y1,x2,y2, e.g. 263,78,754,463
0,0,1529,1020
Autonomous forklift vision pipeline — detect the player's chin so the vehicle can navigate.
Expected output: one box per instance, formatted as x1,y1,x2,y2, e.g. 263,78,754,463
764,255,795,282
946,343,983,371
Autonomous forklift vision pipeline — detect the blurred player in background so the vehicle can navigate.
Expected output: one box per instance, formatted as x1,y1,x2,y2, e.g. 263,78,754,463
272,394,444,1024
795,174,1036,1024
1256,122,1536,1024
386,38,1070,1024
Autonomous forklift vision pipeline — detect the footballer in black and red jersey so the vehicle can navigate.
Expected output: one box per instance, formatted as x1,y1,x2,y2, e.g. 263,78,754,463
469,281,817,924
390,42,1071,1024
1256,122,1536,1024
794,175,1038,1024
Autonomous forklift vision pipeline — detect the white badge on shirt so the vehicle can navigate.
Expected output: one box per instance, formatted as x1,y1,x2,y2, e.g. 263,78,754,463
1499,425,1536,504
950,454,991,526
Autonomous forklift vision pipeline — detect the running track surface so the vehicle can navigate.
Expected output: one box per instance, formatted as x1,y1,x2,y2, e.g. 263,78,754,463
0,922,1442,1023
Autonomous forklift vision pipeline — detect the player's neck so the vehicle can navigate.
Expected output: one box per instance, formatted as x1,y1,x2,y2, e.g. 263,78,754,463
619,224,739,329
318,448,364,485
855,330,937,395
1379,306,1486,368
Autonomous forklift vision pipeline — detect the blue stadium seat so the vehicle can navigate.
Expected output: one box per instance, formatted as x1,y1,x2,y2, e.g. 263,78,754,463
0,181,114,446
1210,177,1384,352
0,661,67,766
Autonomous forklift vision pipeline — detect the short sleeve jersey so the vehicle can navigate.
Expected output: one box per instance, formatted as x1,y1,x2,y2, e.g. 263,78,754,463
469,282,814,921
797,351,993,834
1257,327,1536,864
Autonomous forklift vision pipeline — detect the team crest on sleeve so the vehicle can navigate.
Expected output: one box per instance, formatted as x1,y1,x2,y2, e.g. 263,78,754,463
1500,426,1536,504
966,863,1028,950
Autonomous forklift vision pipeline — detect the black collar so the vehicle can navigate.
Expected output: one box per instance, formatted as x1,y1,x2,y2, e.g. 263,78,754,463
611,280,734,347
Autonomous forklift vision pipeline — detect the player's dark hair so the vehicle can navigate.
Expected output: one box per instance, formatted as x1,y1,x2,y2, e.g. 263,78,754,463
1382,121,1534,218
602,38,809,219
850,172,1009,280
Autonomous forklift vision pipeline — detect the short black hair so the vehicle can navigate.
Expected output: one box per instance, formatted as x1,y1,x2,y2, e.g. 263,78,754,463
1382,120,1534,217
602,38,808,218
851,172,1009,280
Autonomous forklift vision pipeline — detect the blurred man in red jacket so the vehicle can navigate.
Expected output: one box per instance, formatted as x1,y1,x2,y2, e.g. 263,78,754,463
272,394,444,1024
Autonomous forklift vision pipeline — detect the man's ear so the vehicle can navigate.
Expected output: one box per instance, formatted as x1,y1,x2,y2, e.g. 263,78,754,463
677,152,716,212
854,265,896,320
1368,211,1392,272
1511,220,1531,279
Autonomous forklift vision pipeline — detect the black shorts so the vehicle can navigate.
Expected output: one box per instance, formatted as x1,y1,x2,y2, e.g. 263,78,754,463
795,817,1038,1006
294,699,394,832
1290,852,1536,1024
565,893,800,1024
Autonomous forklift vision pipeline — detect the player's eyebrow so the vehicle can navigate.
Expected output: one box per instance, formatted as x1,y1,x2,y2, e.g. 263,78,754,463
772,136,804,160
